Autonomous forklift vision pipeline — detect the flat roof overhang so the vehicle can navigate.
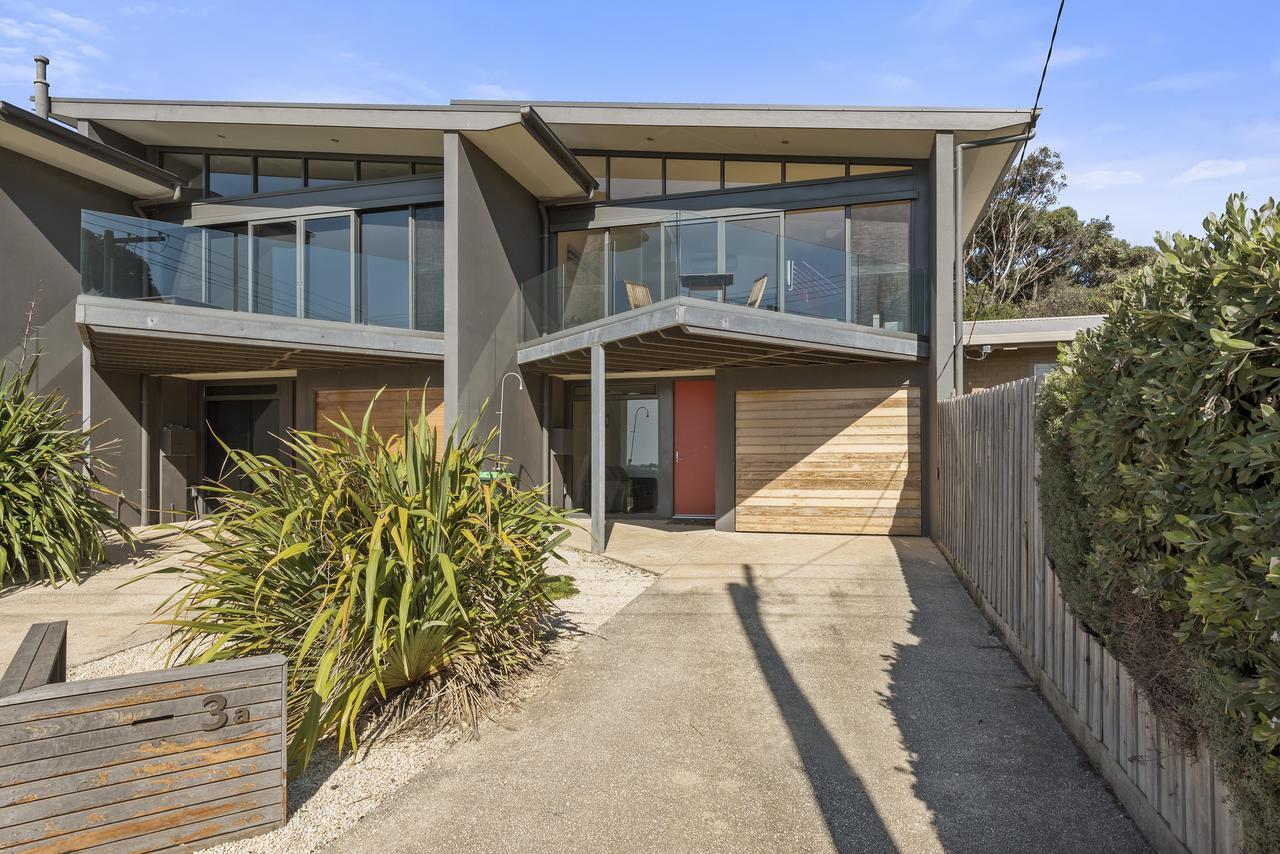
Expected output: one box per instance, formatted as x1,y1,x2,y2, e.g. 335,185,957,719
518,298,927,375
0,102,180,199
76,294,444,374
455,100,1035,240
48,99,594,201
964,315,1105,347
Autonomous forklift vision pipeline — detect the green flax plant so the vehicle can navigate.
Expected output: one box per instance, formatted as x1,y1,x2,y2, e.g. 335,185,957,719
0,356,132,586
156,394,571,777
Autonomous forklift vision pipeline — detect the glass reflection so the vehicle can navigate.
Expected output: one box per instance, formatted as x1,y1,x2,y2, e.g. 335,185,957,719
784,207,846,321
360,209,410,328
304,216,351,322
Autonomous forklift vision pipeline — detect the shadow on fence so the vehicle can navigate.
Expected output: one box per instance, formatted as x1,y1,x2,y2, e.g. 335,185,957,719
935,377,1242,854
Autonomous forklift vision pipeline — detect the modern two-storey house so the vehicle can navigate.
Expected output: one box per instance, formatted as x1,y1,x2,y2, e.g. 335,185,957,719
0,65,1034,550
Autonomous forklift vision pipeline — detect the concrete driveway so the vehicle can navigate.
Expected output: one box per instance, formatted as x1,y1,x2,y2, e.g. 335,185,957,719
331,524,1147,854
0,527,194,671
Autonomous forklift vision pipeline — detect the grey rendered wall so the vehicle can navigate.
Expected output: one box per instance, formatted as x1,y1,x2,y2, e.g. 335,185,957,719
444,133,544,484
0,148,145,524
713,362,931,535
927,132,958,539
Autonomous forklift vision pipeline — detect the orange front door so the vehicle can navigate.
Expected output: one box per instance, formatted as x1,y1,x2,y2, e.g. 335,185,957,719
674,379,716,517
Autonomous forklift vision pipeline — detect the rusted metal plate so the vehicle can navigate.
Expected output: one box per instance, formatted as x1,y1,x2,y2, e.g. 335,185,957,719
0,653,287,853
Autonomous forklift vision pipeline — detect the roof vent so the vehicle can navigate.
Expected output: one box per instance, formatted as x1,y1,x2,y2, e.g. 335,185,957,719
32,56,50,119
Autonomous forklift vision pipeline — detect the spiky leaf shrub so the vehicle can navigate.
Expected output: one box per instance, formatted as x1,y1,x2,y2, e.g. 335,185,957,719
1038,195,1280,845
158,397,570,777
0,358,132,585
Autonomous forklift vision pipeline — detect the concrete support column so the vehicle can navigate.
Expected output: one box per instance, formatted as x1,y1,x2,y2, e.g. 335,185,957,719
590,343,605,553
927,131,959,540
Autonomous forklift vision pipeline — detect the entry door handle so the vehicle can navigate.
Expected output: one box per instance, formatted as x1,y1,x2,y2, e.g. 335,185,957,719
675,451,684,463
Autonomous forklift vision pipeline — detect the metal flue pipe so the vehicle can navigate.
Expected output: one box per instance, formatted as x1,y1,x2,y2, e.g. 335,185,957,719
32,56,50,119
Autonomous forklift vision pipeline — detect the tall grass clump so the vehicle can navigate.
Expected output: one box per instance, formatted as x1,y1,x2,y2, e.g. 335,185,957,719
158,396,571,777
0,357,132,586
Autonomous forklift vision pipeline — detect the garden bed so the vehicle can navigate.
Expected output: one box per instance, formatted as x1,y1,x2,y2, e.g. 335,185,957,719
68,548,654,854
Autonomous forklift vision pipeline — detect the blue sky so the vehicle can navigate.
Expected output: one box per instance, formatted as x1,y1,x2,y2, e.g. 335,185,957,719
1,0,1276,244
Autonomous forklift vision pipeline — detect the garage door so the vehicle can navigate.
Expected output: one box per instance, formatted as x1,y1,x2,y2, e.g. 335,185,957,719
735,386,921,535
314,387,445,443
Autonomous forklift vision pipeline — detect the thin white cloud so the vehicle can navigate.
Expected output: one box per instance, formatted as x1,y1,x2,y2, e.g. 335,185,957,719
0,12,114,96
119,2,159,14
42,9,105,35
909,0,974,28
1134,71,1232,92
1173,159,1249,183
1073,169,1143,190
465,83,530,101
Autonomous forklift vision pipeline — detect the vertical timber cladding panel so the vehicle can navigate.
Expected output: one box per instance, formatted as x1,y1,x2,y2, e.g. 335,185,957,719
0,655,287,853
314,387,445,444
734,386,922,535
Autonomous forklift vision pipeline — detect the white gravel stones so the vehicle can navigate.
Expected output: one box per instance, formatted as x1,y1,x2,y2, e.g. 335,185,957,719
68,547,654,854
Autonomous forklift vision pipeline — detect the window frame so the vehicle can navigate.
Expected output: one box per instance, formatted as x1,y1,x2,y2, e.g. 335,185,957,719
153,146,444,201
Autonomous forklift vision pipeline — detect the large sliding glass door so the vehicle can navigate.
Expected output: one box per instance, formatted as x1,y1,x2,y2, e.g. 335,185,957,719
360,209,412,328
724,216,779,310
227,205,443,330
251,221,298,317
783,207,847,322
303,215,353,322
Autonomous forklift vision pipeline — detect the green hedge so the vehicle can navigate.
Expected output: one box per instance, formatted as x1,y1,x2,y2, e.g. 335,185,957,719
1037,195,1280,848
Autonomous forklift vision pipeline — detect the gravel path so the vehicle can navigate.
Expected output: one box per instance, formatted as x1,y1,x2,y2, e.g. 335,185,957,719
67,548,654,854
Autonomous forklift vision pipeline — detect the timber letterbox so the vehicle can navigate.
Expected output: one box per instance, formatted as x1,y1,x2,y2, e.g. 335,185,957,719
0,635,287,853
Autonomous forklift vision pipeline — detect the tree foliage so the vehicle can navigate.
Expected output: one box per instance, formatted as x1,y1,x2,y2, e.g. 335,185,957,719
965,147,1154,319
1037,195,1280,846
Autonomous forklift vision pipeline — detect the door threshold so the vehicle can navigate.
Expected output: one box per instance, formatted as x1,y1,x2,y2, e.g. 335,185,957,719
672,515,715,522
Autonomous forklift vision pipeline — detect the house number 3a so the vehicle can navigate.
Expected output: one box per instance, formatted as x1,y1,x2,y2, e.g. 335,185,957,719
200,695,250,730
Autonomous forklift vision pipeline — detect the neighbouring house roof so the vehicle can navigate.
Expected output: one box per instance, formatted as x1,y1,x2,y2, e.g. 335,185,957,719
963,315,1106,347
0,101,180,199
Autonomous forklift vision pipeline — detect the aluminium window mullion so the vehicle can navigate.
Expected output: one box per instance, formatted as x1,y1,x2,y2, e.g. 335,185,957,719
408,206,417,330
603,228,612,317
247,222,256,314
845,206,853,324
200,229,209,306
778,212,787,316
349,212,357,324
295,217,305,320
716,220,726,303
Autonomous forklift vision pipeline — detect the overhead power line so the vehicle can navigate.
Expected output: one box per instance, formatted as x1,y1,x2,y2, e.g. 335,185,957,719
962,0,1067,348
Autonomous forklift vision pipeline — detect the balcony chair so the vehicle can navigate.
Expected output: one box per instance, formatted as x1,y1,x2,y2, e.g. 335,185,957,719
747,274,768,309
624,280,654,310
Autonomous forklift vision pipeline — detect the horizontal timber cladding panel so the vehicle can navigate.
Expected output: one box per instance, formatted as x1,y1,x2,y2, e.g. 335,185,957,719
313,386,445,440
734,386,922,535
0,655,286,854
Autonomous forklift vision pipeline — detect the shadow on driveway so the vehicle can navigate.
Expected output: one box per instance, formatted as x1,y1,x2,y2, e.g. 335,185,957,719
729,564,895,854
879,538,1148,853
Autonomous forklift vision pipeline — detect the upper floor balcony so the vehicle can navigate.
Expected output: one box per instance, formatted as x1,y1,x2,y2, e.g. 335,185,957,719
518,203,928,373
523,204,926,340
81,209,444,331
77,209,444,374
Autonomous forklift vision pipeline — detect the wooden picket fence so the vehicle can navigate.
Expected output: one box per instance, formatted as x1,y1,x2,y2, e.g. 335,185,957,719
936,376,1244,854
